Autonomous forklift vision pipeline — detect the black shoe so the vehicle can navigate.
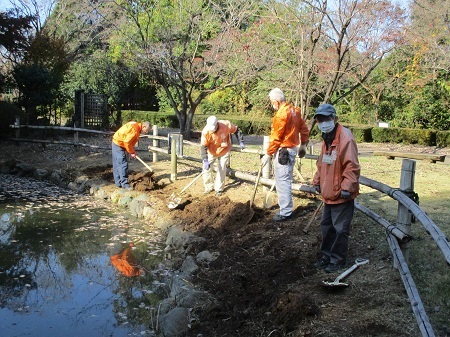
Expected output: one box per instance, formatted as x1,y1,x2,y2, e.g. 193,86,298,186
325,262,346,273
314,258,330,270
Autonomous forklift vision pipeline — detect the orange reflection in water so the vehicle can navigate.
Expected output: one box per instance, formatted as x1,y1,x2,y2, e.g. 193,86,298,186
110,245,141,277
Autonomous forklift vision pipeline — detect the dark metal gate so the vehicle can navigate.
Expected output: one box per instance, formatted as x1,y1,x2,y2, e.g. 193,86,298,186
74,90,108,128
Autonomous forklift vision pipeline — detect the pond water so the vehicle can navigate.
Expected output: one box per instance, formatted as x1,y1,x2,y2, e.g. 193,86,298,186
0,174,169,337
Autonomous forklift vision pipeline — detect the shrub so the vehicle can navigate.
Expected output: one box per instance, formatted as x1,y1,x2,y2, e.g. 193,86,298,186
121,110,178,128
192,114,271,135
436,131,450,147
0,101,25,139
345,125,373,143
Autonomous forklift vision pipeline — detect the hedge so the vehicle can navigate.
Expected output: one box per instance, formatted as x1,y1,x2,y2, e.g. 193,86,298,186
371,127,437,146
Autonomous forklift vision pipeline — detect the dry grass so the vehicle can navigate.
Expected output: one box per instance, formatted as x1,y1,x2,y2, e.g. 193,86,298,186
356,156,450,334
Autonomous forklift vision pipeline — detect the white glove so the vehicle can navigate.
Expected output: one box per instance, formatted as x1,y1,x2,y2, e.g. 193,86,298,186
202,159,210,171
261,154,272,167
298,144,307,158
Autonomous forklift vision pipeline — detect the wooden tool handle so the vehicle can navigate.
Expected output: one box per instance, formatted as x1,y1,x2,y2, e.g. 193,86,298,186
135,155,153,172
250,165,263,207
303,201,323,233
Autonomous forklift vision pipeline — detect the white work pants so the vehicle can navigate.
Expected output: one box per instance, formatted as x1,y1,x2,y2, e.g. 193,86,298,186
203,151,230,192
273,147,297,217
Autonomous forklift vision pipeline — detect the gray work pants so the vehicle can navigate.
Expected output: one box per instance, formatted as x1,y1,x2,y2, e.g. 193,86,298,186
319,200,355,265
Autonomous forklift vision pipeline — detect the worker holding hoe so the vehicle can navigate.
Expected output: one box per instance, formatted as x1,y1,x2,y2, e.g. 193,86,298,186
112,121,151,190
312,104,360,273
261,88,309,221
201,116,245,196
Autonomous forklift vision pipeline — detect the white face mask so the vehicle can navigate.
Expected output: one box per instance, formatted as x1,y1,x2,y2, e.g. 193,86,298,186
318,120,335,133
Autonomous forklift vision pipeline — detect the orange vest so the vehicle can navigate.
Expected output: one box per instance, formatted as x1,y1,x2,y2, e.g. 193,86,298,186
201,120,237,157
267,103,309,155
112,122,142,154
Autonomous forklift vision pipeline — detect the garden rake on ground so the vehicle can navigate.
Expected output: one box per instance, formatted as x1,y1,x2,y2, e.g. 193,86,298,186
321,258,369,288
167,170,205,209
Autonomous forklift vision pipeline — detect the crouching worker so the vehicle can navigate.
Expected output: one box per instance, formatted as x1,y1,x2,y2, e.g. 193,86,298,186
112,121,151,190
312,104,360,273
201,116,245,196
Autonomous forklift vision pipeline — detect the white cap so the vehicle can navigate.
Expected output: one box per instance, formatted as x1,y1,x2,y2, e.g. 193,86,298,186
205,116,218,132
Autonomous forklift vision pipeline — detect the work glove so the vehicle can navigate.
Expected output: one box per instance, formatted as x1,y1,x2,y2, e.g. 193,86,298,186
130,153,137,159
298,144,307,158
239,141,245,150
341,190,351,199
260,154,272,167
313,185,321,194
202,159,210,171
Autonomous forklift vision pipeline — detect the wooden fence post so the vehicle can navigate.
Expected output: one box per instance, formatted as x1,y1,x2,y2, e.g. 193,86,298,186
262,136,270,192
397,159,416,264
152,125,159,163
74,122,79,146
171,136,177,181
14,117,20,139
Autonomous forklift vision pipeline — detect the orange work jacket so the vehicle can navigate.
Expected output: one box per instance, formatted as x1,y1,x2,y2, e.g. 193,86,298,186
313,124,360,204
267,103,309,155
112,122,143,154
201,120,238,157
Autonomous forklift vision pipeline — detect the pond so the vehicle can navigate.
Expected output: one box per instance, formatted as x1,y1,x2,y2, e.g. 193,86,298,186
0,174,169,337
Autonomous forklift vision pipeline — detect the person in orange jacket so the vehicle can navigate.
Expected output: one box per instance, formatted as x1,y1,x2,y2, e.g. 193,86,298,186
201,115,245,196
261,88,309,221
312,104,360,273
112,121,151,190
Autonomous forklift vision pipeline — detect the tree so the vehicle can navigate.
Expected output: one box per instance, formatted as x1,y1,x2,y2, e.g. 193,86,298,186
61,51,147,127
0,10,33,62
106,0,263,138
406,0,450,81
13,31,69,123
249,0,406,121
0,10,33,91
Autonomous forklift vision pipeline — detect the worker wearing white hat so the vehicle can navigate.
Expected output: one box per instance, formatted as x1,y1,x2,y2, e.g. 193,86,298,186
200,116,245,196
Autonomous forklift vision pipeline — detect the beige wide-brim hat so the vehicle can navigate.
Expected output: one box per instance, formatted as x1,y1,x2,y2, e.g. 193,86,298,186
205,115,218,131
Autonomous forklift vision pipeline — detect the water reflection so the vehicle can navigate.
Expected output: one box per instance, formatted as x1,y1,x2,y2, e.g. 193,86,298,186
111,244,142,277
0,174,169,337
